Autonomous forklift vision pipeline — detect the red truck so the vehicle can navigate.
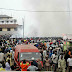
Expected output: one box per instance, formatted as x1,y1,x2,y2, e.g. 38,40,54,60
14,44,43,68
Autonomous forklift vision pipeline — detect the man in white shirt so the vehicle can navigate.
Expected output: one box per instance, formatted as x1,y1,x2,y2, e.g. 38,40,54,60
53,52,58,72
67,55,72,72
59,53,64,59
43,49,47,60
27,62,38,71
51,51,55,61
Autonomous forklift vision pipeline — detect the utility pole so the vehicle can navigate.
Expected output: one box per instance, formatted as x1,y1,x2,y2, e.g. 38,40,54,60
22,18,24,38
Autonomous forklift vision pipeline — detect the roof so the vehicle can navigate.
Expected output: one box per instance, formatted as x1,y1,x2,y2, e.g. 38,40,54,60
15,44,39,52
0,15,12,18
0,24,19,28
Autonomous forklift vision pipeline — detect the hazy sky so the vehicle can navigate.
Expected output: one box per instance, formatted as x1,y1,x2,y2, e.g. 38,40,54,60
0,0,72,37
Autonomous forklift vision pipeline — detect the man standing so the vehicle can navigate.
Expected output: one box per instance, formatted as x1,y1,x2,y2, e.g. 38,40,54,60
6,55,12,66
43,48,47,60
53,52,58,72
31,58,38,67
27,62,38,71
20,60,29,71
5,60,11,71
58,55,66,72
67,55,72,72
51,51,55,61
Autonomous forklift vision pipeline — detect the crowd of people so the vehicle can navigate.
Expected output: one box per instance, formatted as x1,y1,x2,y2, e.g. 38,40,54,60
0,38,72,72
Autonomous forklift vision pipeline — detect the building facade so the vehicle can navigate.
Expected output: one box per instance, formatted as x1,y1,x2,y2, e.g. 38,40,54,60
0,15,22,35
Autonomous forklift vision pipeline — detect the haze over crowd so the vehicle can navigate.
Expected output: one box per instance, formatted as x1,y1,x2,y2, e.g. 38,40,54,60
0,0,72,37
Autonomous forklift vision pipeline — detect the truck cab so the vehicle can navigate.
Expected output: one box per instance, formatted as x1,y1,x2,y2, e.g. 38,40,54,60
14,44,42,67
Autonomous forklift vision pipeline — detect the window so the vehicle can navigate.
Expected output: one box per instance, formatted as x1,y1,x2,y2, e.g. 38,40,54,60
0,28,2,31
14,28,17,31
20,52,41,61
14,20,17,23
6,21,9,23
10,21,13,23
2,21,4,23
7,28,10,31
18,52,19,62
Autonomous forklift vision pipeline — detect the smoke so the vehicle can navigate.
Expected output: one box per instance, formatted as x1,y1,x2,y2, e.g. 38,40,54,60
10,27,23,38
7,0,72,37
23,0,72,37
27,25,39,37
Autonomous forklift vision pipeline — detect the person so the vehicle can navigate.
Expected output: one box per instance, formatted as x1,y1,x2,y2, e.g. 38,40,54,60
57,48,61,57
0,52,4,62
68,49,71,56
67,55,72,72
43,48,47,60
6,55,12,66
5,60,11,71
27,62,38,71
0,40,2,46
44,55,50,71
52,52,58,72
31,57,38,67
20,59,29,71
10,48,13,54
40,51,43,62
51,51,55,61
58,55,66,72
60,43,63,52
4,47,8,53
7,50,12,58
64,50,70,69
49,47,53,58
12,49,15,60
37,59,42,71
0,64,5,71
59,52,64,59
11,65,14,71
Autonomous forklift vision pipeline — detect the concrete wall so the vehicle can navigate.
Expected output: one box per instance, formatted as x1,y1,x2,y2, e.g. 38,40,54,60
2,28,7,31
11,28,14,31
2,28,14,31
0,31,17,35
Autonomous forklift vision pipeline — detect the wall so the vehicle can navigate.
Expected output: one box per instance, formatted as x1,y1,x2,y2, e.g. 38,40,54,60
2,28,7,31
11,28,14,31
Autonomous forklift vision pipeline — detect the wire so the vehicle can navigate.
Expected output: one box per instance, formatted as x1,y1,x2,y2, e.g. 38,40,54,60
0,8,72,12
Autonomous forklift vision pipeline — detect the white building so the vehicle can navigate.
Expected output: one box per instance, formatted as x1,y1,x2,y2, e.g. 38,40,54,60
0,15,17,24
0,15,22,35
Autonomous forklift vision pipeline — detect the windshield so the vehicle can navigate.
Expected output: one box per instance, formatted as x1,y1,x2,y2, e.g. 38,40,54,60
20,52,41,61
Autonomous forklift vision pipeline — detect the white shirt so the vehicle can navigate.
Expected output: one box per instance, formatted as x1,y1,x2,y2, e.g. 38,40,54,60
10,50,13,54
67,58,72,66
43,50,47,57
53,55,58,64
12,51,15,59
51,54,55,61
59,55,64,59
27,65,38,71
60,44,63,47
0,53,4,61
